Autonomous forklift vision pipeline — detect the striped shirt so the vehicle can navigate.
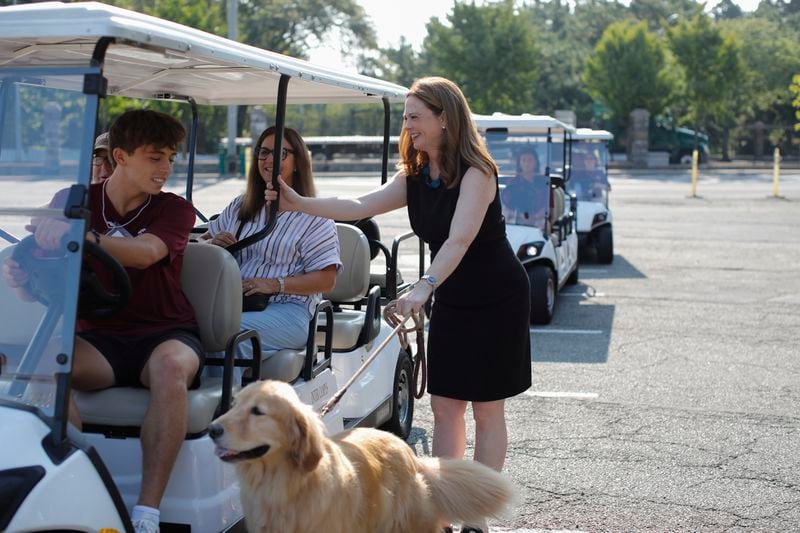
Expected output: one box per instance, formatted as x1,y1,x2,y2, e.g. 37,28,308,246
208,196,341,317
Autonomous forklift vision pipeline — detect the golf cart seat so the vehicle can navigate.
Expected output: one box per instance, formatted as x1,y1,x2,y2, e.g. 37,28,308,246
551,186,565,225
260,223,379,383
75,242,249,435
337,218,404,297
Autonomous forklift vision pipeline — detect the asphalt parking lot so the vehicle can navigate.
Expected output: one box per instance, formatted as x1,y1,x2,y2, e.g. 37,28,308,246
189,167,800,531
311,168,800,532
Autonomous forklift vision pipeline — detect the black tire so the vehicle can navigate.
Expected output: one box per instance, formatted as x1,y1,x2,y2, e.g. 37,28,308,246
380,349,414,439
566,264,579,285
528,264,555,325
595,224,614,264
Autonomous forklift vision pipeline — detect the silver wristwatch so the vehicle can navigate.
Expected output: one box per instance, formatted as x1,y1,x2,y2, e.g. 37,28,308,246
277,277,285,293
420,274,438,288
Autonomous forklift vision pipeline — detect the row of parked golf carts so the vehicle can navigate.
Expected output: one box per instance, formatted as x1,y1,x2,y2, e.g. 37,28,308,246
473,113,614,324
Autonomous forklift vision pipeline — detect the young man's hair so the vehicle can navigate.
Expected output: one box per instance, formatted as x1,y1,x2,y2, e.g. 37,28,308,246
109,109,186,156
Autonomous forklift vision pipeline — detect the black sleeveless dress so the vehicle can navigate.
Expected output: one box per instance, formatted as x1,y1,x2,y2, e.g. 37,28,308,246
407,165,532,401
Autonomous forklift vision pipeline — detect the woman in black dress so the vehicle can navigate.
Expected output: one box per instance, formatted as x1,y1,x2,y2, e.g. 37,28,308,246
268,77,531,532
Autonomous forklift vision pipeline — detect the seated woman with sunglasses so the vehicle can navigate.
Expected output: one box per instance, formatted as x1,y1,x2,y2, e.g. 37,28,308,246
200,126,341,364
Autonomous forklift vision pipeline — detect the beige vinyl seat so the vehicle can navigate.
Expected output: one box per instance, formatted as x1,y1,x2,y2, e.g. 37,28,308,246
75,242,256,435
338,218,406,300
260,223,381,382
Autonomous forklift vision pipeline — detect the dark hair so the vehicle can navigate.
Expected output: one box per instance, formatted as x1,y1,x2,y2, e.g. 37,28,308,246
516,147,540,174
239,126,315,222
109,109,185,157
398,76,497,188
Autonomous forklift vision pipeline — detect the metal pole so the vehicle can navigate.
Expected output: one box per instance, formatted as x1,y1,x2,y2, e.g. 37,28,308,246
691,149,699,197
226,0,238,176
773,147,781,198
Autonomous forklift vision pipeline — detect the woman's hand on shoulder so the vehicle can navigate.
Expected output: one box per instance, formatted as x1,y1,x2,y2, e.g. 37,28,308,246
265,176,302,212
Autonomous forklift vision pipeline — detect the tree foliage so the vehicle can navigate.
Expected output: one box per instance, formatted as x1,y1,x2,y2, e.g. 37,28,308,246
791,74,800,132
666,14,746,136
3,0,798,156
422,0,539,114
237,0,375,58
583,20,672,123
720,17,800,122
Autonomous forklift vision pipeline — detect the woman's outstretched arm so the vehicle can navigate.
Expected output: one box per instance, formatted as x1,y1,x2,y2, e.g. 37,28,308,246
267,170,408,220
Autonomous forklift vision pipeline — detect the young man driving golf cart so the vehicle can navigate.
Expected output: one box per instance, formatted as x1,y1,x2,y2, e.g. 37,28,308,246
4,109,200,533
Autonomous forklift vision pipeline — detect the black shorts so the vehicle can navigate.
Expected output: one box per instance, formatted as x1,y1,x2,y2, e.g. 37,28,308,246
78,328,205,389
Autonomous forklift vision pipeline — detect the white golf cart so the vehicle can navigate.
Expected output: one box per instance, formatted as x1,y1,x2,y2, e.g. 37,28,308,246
569,128,614,263
473,113,579,324
0,3,417,532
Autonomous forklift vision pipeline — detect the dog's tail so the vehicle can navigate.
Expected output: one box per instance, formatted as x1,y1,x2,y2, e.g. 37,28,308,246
418,457,516,525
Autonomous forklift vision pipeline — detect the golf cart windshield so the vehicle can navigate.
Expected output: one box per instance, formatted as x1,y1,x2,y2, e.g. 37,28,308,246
568,141,609,204
484,131,551,231
0,69,92,418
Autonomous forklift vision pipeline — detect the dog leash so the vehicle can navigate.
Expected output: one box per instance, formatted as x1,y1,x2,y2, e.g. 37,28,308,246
319,301,427,417
382,302,427,400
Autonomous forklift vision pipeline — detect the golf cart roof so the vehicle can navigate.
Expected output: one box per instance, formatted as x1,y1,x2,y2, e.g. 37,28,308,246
573,128,614,141
473,113,575,134
0,1,408,105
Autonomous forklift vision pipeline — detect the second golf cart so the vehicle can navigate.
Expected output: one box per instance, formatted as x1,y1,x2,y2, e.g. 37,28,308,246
473,113,579,324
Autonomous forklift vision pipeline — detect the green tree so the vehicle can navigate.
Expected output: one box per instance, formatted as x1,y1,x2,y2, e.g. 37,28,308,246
583,20,672,133
359,36,427,88
711,0,744,20
628,0,702,29
667,14,747,153
111,0,225,34
238,0,376,58
516,0,620,123
721,17,800,127
422,0,540,114
791,74,800,132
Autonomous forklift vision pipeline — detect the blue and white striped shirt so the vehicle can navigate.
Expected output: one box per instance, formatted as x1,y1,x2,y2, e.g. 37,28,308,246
208,196,341,317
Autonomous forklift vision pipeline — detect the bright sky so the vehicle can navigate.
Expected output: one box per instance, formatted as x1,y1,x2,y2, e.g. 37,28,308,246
309,0,762,72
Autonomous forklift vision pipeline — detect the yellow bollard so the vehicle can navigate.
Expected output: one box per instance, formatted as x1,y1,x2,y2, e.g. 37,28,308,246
244,145,252,178
773,147,781,198
690,149,699,197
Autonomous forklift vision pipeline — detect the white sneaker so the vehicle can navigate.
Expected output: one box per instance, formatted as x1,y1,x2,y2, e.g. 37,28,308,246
132,517,160,533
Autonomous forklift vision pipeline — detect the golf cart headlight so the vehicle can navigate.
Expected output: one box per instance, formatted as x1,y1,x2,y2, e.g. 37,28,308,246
592,212,607,225
518,241,545,259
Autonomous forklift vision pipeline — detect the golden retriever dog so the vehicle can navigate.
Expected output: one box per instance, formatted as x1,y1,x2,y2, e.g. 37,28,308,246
209,379,515,533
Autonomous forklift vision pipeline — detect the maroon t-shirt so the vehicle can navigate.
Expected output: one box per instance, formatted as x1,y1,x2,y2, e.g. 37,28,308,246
75,182,198,336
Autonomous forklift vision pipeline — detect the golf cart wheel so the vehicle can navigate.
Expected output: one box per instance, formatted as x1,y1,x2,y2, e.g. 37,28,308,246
528,264,555,325
380,349,414,439
595,225,614,264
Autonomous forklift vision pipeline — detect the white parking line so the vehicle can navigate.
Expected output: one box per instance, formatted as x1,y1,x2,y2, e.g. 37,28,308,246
529,328,604,334
524,391,599,399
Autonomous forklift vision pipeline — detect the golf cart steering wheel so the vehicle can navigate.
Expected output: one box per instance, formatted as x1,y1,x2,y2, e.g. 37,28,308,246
78,240,131,319
11,235,131,319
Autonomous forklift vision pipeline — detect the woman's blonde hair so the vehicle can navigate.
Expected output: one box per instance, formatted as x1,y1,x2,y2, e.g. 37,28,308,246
398,76,498,188
240,126,316,222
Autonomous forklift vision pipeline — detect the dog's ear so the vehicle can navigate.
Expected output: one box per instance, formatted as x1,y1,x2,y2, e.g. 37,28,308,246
290,407,323,472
